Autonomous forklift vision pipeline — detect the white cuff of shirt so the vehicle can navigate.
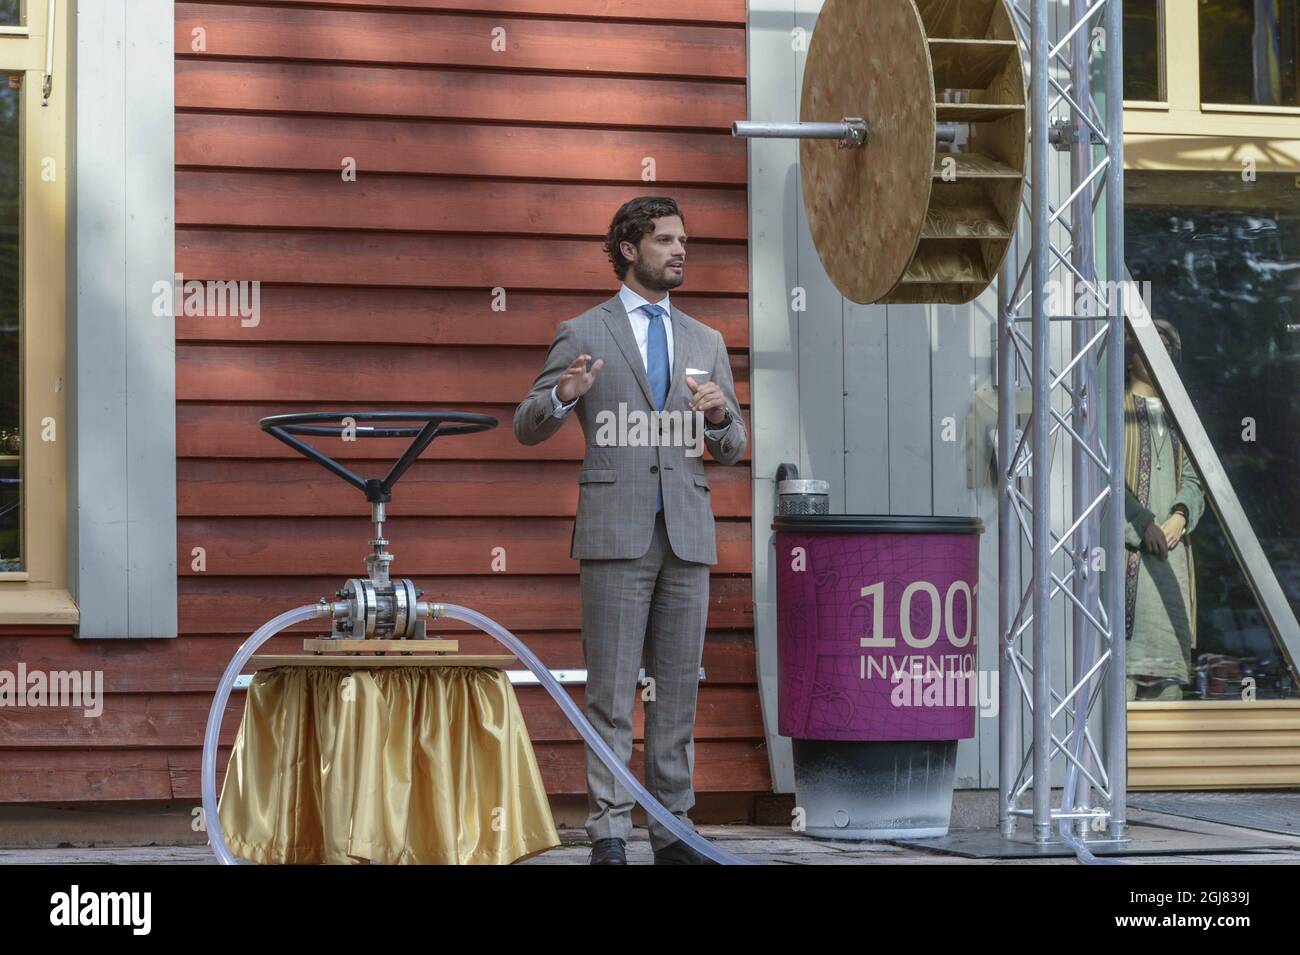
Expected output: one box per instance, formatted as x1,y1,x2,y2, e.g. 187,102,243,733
551,384,578,418
703,414,731,436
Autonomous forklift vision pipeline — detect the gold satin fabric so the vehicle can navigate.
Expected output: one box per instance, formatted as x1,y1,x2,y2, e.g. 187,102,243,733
218,666,560,864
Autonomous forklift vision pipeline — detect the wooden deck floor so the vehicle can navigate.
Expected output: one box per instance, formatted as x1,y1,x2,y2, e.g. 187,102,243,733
3,808,1298,865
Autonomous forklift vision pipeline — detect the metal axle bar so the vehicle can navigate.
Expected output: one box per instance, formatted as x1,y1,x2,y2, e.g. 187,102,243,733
732,119,960,148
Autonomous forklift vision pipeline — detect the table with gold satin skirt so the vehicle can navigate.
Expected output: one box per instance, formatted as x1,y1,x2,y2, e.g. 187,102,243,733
217,665,560,864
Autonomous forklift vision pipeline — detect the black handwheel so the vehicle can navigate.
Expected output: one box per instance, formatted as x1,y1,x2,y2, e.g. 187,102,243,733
259,411,498,503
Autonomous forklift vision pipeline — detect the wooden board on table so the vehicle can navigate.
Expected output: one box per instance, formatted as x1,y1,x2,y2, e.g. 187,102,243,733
302,638,459,653
253,654,516,668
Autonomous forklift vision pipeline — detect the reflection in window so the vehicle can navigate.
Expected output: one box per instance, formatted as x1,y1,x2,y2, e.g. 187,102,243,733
0,77,17,571
1125,0,1165,101
0,1,21,28
1123,324,1205,700
1200,0,1299,106
1126,171,1299,701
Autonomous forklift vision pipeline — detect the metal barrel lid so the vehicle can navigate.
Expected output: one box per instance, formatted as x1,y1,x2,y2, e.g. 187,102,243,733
772,514,984,535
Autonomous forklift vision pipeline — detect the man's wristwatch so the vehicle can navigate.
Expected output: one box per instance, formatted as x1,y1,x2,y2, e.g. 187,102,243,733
705,409,731,432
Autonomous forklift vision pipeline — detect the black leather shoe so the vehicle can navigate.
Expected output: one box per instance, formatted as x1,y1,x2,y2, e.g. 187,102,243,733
653,840,719,865
588,837,627,865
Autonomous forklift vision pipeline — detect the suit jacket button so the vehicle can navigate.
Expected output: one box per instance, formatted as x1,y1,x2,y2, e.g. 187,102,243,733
649,465,658,474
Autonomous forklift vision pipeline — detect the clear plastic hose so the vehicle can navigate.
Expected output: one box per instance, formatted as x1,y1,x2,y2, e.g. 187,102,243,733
437,603,751,865
202,603,327,866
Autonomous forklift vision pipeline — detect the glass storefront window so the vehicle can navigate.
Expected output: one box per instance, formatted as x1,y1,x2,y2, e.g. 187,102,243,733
1200,0,1300,107
1125,0,1166,101
1125,170,1299,701
0,75,17,571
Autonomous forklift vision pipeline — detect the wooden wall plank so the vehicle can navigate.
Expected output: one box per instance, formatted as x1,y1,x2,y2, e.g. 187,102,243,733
843,300,891,513
176,172,747,238
176,402,753,462
793,0,846,514
175,343,749,403
69,0,179,640
175,60,745,130
251,0,747,24
176,3,746,79
0,685,764,749
177,575,756,634
175,229,748,293
191,0,743,25
177,459,750,517
745,0,801,795
0,740,769,802
886,305,934,515
0,631,760,693
177,517,753,575
176,114,746,184
0,752,185,803
174,287,750,349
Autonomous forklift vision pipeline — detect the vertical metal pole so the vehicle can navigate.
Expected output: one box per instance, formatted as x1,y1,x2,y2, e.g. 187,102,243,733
1030,0,1052,842
1104,0,1129,839
1068,0,1098,834
998,257,1018,837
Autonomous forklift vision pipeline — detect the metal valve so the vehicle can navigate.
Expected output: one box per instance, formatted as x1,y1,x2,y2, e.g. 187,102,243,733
258,410,497,643
328,576,427,640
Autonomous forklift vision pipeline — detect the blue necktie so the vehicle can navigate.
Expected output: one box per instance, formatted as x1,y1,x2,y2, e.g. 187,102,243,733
644,303,669,513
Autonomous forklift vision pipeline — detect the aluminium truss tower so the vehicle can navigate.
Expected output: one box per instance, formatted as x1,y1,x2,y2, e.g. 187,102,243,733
997,0,1128,842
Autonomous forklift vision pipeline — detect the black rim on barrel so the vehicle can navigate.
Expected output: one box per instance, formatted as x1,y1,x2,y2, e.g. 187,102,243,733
771,515,984,535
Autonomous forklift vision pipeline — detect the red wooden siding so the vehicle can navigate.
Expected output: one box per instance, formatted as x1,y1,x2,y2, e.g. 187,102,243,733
0,1,764,804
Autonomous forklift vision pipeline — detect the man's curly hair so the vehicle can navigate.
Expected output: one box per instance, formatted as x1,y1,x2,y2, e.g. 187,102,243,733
603,197,685,279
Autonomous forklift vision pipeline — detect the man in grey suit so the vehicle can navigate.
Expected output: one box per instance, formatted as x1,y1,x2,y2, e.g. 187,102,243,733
514,197,747,865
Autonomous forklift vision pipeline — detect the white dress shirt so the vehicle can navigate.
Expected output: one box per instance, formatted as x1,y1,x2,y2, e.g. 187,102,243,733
552,284,724,432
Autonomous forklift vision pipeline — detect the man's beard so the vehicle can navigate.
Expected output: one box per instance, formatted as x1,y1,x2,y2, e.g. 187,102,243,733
632,258,684,292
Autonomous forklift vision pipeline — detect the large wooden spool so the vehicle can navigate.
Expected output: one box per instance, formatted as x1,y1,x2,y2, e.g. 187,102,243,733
799,0,1027,305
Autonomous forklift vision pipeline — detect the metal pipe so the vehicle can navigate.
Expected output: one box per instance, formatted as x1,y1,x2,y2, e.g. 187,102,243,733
1068,0,1098,839
733,119,867,147
732,120,961,145
1104,0,1129,841
732,120,859,139
1029,0,1052,843
997,253,1018,837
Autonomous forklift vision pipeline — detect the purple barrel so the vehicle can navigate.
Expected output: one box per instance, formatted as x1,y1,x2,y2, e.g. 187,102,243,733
772,514,983,839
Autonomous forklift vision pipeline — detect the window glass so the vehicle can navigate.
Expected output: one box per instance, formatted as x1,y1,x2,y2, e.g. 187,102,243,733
1125,0,1165,101
0,75,18,571
1124,170,1300,700
1200,0,1300,106
0,1,22,28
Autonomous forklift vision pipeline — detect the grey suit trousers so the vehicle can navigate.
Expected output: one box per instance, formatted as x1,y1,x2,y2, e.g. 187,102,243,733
581,510,709,851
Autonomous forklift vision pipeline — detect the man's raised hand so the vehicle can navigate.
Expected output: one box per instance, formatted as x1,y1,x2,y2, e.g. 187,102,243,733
686,376,727,425
556,354,604,403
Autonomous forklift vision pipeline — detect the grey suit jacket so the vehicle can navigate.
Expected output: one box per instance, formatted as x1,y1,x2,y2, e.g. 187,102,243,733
514,293,747,564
